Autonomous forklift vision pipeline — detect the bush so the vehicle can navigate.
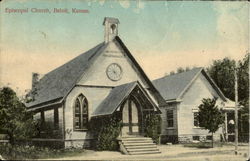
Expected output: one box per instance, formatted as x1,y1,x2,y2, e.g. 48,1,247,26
0,87,38,143
36,120,63,139
144,114,161,144
90,114,121,151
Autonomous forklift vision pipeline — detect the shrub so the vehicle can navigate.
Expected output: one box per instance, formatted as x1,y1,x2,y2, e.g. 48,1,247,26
90,114,121,151
144,114,161,144
36,120,62,139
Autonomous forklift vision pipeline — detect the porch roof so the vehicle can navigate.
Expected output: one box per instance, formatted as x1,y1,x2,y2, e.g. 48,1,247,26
222,98,237,111
92,82,136,117
92,81,160,117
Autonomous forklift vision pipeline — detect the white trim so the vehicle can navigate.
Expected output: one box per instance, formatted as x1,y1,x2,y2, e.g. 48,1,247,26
177,68,203,100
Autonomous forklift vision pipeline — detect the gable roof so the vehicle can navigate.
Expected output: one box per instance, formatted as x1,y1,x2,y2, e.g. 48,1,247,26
27,36,166,109
152,68,227,102
26,42,106,108
92,81,160,117
115,37,166,107
92,82,135,117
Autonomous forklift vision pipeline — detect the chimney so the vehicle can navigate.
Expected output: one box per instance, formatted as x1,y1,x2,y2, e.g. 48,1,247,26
32,72,41,90
103,17,120,43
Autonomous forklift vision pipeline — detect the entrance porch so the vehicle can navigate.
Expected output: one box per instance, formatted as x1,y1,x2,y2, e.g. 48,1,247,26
92,81,162,154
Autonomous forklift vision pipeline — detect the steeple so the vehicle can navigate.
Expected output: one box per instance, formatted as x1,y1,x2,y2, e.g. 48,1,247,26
103,17,120,43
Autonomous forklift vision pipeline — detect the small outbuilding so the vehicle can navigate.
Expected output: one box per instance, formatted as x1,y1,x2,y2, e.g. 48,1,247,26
153,68,235,143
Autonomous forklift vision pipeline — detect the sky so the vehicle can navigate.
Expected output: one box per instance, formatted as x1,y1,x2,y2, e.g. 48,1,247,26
0,0,249,96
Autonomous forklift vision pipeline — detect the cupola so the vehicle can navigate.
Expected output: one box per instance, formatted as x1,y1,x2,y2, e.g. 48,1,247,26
103,17,120,43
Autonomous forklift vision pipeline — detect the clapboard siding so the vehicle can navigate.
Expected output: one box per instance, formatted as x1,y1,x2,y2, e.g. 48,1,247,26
161,103,178,136
178,74,223,140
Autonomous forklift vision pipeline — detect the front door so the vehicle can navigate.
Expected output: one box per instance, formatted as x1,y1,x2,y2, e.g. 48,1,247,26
122,96,140,136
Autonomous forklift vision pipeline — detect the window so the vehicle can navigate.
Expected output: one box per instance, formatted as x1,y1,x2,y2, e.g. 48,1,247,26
74,94,88,130
193,112,199,127
167,110,174,127
193,136,200,141
206,135,212,140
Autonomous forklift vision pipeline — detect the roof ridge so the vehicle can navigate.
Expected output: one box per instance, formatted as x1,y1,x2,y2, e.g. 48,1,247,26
176,68,203,99
152,67,203,101
154,67,203,82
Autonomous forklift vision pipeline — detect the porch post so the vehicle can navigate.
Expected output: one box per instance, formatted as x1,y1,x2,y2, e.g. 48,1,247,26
224,112,228,142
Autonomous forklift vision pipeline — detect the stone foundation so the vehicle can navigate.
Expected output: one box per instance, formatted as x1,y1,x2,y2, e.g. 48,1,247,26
178,134,221,143
178,135,193,143
160,135,178,144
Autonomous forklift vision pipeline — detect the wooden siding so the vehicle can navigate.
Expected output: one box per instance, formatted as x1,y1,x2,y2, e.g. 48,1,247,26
77,40,158,105
63,40,161,142
177,74,223,140
161,103,178,136
64,86,113,142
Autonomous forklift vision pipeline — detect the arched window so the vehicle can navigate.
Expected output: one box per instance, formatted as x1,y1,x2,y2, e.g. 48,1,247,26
74,94,88,130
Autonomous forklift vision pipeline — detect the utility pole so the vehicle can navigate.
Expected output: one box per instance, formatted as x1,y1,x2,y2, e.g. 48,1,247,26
234,63,238,155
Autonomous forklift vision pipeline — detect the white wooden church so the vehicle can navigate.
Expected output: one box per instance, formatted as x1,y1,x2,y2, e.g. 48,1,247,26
26,17,165,155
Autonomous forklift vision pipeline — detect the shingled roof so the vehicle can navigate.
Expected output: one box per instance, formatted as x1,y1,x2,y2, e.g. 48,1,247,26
92,81,161,117
92,82,137,117
152,67,227,102
26,42,106,108
27,36,166,109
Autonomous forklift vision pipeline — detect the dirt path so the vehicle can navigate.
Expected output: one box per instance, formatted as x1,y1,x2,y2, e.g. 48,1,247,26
50,144,249,161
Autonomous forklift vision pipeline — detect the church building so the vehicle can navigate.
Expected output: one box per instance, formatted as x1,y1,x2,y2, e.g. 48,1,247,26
26,17,165,154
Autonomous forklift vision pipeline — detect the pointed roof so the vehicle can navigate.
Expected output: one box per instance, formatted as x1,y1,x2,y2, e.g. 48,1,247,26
103,17,120,25
27,36,166,109
152,68,227,102
26,42,106,108
92,81,161,117
92,82,137,117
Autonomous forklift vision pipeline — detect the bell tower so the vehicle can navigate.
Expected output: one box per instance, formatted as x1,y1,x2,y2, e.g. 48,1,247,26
103,17,120,43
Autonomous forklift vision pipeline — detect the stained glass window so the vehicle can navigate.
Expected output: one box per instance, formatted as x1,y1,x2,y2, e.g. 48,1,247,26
74,94,88,130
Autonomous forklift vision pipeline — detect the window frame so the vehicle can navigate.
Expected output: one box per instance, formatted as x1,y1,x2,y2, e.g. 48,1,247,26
193,135,200,141
73,94,89,131
193,111,200,127
166,109,174,128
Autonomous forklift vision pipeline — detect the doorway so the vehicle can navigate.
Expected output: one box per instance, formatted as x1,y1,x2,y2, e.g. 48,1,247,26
121,96,141,136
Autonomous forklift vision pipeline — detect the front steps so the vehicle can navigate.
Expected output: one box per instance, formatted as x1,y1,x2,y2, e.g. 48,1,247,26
118,136,161,155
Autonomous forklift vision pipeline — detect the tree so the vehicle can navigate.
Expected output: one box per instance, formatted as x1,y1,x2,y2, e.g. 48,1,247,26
177,67,185,73
0,87,37,144
206,57,236,101
198,98,224,148
207,54,249,141
237,53,249,106
169,71,175,75
167,66,193,76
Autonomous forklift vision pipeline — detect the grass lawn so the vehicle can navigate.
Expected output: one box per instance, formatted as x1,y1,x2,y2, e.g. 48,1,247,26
0,143,248,160
183,141,223,148
0,144,88,160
